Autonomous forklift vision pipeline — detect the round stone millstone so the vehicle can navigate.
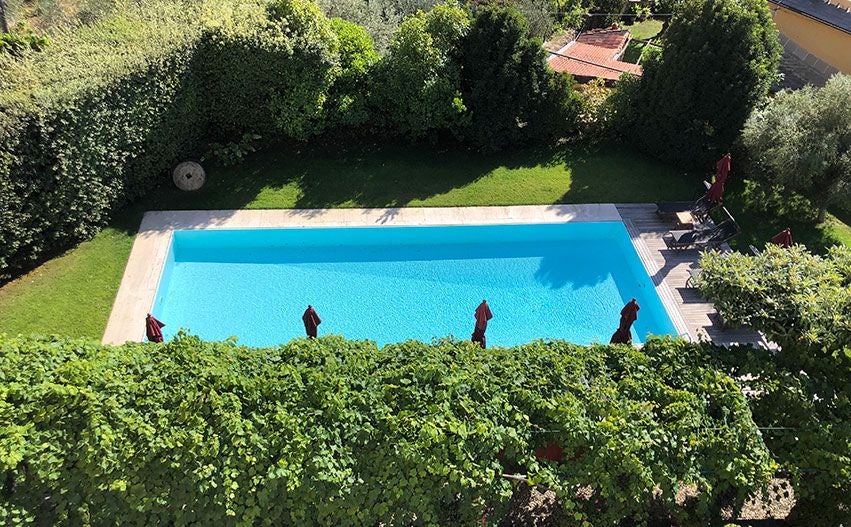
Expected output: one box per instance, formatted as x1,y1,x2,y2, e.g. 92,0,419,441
172,161,206,191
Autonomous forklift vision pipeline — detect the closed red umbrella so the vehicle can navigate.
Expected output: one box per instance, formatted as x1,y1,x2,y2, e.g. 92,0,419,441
472,300,493,349
145,313,165,343
770,228,793,248
610,299,640,344
707,154,731,204
302,305,322,338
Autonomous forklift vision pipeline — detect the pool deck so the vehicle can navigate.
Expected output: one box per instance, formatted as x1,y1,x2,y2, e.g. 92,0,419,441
102,205,765,347
616,204,767,347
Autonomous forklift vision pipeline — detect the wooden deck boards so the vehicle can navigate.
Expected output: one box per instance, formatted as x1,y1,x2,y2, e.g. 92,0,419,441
616,204,767,348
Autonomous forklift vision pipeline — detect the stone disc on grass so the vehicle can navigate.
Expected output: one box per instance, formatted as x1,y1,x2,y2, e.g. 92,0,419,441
172,161,206,191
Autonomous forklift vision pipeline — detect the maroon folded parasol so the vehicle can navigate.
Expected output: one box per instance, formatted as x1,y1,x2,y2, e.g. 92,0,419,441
708,154,731,204
610,298,640,344
472,300,493,349
770,228,793,248
302,305,322,338
145,313,165,343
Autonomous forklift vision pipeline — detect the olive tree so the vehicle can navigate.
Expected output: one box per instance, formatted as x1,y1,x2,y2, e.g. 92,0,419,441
742,74,851,222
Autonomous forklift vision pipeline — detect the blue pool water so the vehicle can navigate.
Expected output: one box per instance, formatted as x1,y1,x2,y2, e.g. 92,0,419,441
152,222,676,347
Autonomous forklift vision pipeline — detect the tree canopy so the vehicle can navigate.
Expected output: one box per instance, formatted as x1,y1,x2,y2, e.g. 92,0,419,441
460,5,579,151
627,0,781,168
374,2,471,138
742,74,851,221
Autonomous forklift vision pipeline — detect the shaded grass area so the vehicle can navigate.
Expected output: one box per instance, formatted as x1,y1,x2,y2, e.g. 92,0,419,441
0,140,848,340
722,179,851,253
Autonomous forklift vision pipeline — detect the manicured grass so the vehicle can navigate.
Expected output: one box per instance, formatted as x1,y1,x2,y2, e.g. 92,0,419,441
622,19,664,64
625,19,664,41
721,180,851,253
0,227,136,339
0,140,848,340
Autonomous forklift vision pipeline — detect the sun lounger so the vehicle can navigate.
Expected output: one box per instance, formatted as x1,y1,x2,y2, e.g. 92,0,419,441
664,220,740,251
656,193,714,223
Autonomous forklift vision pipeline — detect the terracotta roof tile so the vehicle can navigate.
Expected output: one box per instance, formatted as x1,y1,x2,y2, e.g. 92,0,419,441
576,29,631,51
548,41,643,81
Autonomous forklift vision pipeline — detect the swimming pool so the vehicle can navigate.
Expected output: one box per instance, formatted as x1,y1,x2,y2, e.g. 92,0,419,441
151,222,676,347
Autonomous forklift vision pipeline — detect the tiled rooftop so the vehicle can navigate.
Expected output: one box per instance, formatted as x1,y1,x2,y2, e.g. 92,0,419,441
548,40,642,82
576,28,631,50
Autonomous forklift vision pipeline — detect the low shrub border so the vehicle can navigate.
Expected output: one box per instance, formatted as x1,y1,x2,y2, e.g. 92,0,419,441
0,334,774,525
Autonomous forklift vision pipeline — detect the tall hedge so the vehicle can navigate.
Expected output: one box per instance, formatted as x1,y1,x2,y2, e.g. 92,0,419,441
0,334,774,525
0,0,354,282
0,2,206,280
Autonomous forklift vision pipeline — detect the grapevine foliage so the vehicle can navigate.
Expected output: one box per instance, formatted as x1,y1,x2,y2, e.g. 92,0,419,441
0,334,773,525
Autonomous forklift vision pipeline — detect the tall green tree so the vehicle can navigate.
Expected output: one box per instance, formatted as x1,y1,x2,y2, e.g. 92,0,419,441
374,3,471,138
742,74,851,222
460,5,579,151
628,0,781,168
326,17,379,127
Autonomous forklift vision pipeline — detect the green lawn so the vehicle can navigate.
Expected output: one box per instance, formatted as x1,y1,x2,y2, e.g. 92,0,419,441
622,19,664,64
0,140,847,340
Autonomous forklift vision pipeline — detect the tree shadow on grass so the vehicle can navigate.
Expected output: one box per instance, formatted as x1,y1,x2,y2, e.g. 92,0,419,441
289,139,569,209
552,141,701,204
723,179,847,253
112,138,574,235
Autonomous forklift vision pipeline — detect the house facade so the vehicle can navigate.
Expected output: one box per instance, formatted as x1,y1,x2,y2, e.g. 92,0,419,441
768,0,851,87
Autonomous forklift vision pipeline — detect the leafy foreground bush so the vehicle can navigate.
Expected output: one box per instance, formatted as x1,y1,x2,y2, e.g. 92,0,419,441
709,345,851,527
0,334,774,526
698,245,851,525
697,244,851,356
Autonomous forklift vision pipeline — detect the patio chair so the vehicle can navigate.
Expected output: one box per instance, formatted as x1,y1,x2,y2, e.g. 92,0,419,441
656,192,715,224
685,267,702,288
664,220,740,251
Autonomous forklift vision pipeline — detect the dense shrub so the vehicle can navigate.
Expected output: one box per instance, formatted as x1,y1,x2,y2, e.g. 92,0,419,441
698,244,851,524
625,0,781,168
374,2,471,139
710,345,851,527
0,334,774,526
200,0,340,139
741,74,851,222
460,5,580,151
697,244,851,357
317,0,440,53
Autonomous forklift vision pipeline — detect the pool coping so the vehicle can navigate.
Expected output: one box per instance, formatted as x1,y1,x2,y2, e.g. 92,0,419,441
102,205,691,345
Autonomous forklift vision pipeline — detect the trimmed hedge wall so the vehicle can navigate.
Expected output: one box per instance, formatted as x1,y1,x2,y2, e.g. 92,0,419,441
0,0,347,281
0,3,206,280
0,334,774,525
